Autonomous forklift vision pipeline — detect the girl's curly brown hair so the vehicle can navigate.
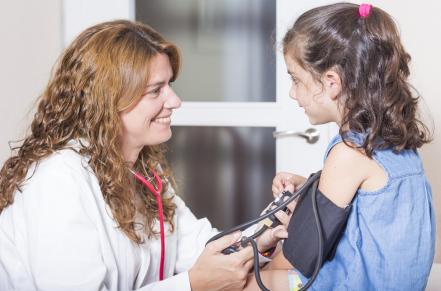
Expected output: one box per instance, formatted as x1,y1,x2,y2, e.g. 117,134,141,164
0,20,180,243
283,3,431,156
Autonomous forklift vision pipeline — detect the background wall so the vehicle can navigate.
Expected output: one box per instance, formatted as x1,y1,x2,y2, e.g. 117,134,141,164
0,0,440,261
0,0,62,159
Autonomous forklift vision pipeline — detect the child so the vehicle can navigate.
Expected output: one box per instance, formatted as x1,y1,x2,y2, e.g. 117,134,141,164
245,3,435,290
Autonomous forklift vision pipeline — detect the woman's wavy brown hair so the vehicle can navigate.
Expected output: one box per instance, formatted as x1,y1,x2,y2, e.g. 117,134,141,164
0,20,180,243
283,3,431,156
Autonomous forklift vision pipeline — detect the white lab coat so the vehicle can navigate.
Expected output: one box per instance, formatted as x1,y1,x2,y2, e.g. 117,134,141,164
0,141,219,290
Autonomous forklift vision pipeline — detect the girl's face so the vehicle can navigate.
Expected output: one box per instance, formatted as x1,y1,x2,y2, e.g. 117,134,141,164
120,53,181,154
284,54,341,125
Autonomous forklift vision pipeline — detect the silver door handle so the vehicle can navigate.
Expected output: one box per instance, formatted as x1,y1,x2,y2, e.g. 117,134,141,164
272,128,320,144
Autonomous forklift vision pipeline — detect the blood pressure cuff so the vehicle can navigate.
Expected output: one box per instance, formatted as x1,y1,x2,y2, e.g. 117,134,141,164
282,184,352,278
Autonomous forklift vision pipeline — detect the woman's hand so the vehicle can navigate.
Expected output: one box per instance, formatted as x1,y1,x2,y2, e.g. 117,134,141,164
255,224,288,253
188,232,254,291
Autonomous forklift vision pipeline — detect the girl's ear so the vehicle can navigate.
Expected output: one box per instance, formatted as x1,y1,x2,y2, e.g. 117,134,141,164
323,69,342,100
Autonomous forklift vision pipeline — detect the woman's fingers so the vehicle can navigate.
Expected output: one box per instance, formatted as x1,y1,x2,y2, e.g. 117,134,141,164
273,210,290,226
271,225,288,239
286,200,297,213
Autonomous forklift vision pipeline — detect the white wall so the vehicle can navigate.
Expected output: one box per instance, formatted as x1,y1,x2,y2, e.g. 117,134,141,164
0,0,62,163
1,0,440,261
62,0,133,46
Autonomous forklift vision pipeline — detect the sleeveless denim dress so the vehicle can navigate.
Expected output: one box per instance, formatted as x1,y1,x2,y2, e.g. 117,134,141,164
297,133,435,290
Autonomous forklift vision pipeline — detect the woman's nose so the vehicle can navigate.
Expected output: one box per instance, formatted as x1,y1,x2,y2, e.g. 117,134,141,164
164,87,182,109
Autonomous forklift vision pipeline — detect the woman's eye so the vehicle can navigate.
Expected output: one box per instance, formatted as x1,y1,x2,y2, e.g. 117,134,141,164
148,87,161,95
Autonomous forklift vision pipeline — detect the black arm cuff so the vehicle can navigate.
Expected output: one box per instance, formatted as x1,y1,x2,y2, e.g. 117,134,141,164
282,186,352,278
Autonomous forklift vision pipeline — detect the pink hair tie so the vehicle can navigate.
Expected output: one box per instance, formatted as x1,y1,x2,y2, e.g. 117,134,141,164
358,3,372,18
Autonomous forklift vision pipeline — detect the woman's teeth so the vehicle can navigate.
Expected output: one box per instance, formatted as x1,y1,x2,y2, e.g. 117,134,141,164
154,117,171,124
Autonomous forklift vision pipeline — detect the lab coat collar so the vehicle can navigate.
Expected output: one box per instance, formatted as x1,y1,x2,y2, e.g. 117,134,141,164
66,138,89,149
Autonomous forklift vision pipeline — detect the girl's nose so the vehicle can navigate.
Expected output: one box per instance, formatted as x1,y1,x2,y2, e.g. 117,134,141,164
289,86,297,100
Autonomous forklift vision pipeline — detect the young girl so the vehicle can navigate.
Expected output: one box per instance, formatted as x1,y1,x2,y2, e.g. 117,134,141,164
245,3,435,290
0,20,287,291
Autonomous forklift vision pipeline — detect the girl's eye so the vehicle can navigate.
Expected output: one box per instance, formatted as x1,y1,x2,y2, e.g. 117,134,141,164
290,75,298,84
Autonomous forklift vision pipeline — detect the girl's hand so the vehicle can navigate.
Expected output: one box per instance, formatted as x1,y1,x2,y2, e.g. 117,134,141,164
255,172,308,254
270,172,307,230
272,172,307,196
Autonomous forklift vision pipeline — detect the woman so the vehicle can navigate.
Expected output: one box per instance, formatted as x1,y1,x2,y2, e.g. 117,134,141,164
0,20,283,291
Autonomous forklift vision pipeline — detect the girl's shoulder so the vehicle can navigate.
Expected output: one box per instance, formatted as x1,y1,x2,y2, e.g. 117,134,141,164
320,134,388,207
319,141,374,207
324,132,366,159
324,132,376,182
326,132,424,182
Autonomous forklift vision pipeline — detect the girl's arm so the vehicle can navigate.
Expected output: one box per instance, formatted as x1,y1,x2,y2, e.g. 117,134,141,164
317,142,369,208
243,270,291,291
259,142,374,270
243,142,373,290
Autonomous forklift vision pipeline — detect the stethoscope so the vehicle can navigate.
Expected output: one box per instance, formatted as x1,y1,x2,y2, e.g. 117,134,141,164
206,171,322,291
129,167,322,289
129,168,165,281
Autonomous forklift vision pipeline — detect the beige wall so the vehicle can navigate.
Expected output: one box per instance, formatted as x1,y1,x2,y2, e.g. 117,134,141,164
0,0,62,163
0,0,440,261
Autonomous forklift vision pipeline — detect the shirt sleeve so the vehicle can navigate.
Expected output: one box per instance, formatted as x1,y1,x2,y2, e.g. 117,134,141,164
22,159,110,290
172,195,219,274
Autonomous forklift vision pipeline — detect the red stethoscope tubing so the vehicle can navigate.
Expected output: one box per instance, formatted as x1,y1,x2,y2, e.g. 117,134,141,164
132,169,165,281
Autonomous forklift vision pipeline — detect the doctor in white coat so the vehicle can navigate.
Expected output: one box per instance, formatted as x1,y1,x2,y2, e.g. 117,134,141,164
0,20,286,291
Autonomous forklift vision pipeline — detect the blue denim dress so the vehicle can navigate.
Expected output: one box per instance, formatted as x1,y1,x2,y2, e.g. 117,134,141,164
298,133,436,290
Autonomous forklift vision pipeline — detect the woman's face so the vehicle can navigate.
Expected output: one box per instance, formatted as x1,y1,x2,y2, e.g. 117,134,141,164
284,54,340,125
120,53,181,154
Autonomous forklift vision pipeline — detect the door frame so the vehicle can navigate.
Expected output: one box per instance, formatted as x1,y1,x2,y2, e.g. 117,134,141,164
62,0,336,176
